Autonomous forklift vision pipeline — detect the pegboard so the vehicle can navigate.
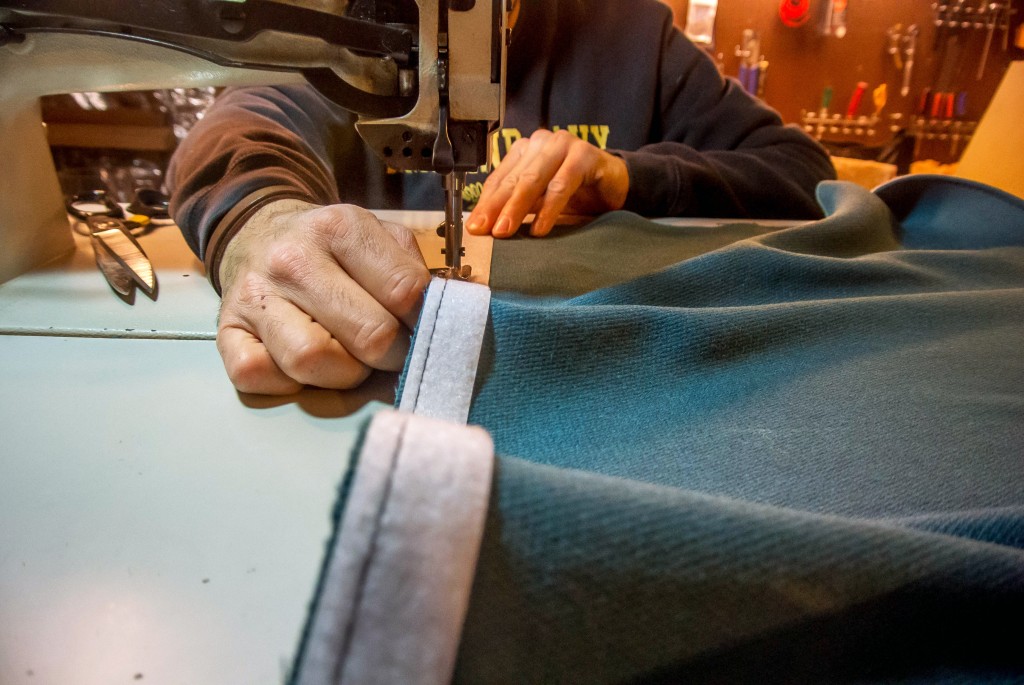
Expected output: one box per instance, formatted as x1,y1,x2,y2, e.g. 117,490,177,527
661,0,1023,163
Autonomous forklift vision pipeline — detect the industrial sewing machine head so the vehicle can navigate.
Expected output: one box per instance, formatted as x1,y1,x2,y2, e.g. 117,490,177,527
0,0,508,284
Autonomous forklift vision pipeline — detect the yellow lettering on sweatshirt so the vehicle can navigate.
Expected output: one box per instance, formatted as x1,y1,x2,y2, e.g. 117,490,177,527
487,132,502,171
501,128,523,154
589,125,610,150
404,124,611,180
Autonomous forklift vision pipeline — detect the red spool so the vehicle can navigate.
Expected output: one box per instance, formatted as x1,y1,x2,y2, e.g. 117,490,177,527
779,0,810,27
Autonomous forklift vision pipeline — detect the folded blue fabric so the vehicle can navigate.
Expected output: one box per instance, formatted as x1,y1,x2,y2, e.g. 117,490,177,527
453,178,1024,682
473,179,1024,518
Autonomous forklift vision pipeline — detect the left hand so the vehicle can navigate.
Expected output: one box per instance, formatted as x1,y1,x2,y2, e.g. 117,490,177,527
466,128,630,239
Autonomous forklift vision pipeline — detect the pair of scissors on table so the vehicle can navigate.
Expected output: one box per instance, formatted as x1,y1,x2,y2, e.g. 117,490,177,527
67,189,159,303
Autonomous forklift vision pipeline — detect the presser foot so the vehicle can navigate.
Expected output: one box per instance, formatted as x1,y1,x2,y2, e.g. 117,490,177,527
430,265,473,281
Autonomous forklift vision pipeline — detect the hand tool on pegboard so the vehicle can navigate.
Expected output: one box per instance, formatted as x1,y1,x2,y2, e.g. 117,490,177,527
931,1,967,120
822,0,849,38
845,81,868,117
756,56,770,98
950,92,968,157
931,0,955,51
1001,0,1014,49
976,1,1004,80
886,24,903,70
820,86,834,113
901,24,919,97
913,85,929,161
930,0,965,73
916,88,931,119
872,83,887,117
735,29,761,94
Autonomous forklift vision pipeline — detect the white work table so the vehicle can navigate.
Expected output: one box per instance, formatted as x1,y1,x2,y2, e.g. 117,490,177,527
0,212,447,685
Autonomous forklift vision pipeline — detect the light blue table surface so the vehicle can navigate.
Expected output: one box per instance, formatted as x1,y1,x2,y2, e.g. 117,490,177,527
0,217,416,685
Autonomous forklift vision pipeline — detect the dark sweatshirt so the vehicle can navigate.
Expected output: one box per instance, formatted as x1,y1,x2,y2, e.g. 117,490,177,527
168,0,836,261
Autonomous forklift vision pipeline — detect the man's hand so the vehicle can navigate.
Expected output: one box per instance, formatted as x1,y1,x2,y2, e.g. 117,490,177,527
216,200,430,395
466,128,629,239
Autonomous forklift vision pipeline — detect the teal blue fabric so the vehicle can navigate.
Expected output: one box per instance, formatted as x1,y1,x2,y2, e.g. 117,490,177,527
452,179,1024,682
487,217,783,298
456,459,1024,684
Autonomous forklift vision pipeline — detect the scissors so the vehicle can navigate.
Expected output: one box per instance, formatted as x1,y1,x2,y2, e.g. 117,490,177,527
67,190,158,302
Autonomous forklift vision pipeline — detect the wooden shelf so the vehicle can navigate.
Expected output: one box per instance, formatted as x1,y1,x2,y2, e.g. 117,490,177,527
45,122,177,152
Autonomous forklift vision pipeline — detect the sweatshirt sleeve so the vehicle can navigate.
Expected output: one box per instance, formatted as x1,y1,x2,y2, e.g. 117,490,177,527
167,85,349,259
616,16,836,220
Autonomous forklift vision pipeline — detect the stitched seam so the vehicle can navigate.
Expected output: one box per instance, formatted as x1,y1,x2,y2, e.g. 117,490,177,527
409,279,449,413
331,417,407,683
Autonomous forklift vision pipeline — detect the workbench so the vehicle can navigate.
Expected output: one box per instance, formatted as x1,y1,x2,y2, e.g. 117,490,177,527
4,190,1024,684
0,211,798,684
0,213,447,685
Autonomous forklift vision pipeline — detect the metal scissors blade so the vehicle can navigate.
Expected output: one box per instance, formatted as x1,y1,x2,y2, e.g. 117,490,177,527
87,216,157,299
92,237,134,297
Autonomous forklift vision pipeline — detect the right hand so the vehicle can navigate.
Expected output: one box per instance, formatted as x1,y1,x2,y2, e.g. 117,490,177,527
215,200,431,395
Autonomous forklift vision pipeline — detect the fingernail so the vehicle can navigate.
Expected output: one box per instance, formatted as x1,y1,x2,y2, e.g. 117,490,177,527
466,216,485,234
493,215,511,237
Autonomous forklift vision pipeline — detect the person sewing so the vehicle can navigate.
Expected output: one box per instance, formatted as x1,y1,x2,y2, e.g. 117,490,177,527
168,0,836,395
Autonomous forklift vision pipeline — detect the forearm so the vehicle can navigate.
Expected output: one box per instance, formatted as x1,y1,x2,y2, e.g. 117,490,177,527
167,85,347,261
618,136,835,219
625,18,835,220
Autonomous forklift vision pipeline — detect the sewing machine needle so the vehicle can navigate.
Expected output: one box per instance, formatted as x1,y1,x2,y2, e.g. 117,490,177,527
442,170,471,279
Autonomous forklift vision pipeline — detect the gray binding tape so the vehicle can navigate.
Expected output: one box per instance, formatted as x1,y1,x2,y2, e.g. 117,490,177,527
295,409,494,685
399,277,491,423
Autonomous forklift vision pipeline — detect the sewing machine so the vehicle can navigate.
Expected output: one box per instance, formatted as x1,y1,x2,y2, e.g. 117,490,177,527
0,0,508,285
0,3,506,682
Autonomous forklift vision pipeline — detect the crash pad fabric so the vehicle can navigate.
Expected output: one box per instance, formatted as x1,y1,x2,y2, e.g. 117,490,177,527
447,178,1024,682
488,213,790,298
876,173,1024,250
468,179,1024,519
397,278,491,423
291,411,493,685
453,458,1024,684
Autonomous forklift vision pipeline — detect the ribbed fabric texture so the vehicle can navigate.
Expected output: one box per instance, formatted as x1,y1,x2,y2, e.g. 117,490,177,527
456,458,1024,684
450,178,1024,682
